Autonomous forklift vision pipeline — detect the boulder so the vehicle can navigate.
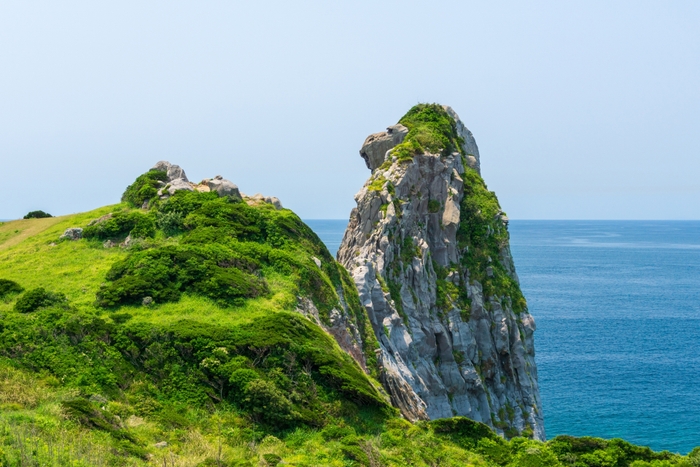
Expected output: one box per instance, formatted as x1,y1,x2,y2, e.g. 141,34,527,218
60,228,83,241
152,161,189,182
246,193,283,209
161,178,194,196
207,175,242,199
359,124,409,171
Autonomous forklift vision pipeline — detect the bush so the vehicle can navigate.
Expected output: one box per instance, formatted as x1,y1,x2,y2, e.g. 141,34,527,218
241,379,298,427
23,210,52,219
121,169,168,208
428,199,441,213
508,438,560,467
389,103,464,161
84,211,156,241
156,210,185,236
97,245,268,308
14,288,68,313
0,279,23,299
431,417,498,450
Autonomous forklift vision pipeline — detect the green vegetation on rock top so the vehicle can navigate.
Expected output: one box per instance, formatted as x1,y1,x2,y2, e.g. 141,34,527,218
390,103,464,161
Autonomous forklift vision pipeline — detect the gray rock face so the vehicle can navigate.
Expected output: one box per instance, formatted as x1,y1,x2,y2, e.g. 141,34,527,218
206,175,242,199
247,193,283,209
60,228,83,240
360,124,409,171
337,106,544,440
153,161,189,182
163,178,194,196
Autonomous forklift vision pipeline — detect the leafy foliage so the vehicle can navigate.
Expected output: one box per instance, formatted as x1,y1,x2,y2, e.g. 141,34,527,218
0,279,23,299
83,210,156,241
457,168,527,313
97,244,269,307
23,210,52,219
121,169,168,208
390,103,465,161
13,287,67,313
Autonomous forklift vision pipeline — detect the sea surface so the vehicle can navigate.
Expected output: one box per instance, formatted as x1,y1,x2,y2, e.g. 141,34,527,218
305,219,700,454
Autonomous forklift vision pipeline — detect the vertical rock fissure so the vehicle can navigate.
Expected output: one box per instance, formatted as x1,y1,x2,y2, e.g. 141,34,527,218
337,104,545,440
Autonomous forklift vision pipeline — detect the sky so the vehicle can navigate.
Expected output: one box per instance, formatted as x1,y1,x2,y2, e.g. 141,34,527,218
1,1,699,220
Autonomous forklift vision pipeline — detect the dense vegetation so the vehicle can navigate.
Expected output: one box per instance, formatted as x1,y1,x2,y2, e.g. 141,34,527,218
23,210,52,219
456,169,527,313
391,104,464,162
0,165,697,465
121,169,169,208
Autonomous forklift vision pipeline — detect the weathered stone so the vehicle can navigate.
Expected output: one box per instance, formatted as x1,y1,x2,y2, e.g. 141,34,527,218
60,228,83,241
245,193,283,209
337,106,544,440
207,177,241,199
152,161,189,182
161,178,194,197
265,196,282,209
360,124,409,171
142,296,153,306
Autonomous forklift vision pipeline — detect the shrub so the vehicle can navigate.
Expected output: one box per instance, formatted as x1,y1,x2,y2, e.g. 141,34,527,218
389,103,464,161
14,288,67,313
0,279,23,299
241,379,298,427
97,245,268,307
156,210,185,236
507,438,560,467
431,417,498,450
121,169,168,208
428,199,441,213
84,211,156,241
23,210,53,219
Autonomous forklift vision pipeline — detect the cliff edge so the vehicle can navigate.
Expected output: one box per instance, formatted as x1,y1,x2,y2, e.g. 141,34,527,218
337,104,545,440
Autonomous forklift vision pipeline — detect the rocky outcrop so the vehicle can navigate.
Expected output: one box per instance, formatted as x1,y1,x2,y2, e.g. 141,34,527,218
59,228,83,240
360,124,409,171
150,161,281,208
337,104,544,440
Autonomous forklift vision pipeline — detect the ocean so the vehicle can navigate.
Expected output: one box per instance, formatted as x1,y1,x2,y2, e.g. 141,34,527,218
304,220,700,454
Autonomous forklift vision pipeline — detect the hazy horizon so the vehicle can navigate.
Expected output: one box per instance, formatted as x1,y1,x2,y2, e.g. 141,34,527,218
1,1,698,220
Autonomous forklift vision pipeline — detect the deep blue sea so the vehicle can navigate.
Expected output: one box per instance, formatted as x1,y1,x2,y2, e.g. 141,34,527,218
305,220,700,454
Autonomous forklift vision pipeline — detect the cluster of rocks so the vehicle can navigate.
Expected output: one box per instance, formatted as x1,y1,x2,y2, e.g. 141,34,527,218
151,161,282,209
335,106,545,440
152,161,242,200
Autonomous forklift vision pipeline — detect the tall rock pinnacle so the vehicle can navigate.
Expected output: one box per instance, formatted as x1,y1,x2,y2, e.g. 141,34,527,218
337,104,544,440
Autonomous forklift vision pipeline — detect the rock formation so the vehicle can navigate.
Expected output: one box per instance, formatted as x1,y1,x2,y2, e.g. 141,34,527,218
337,104,544,440
150,161,281,209
59,228,83,240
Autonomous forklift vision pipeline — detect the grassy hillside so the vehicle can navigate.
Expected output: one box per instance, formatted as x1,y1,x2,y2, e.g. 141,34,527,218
0,170,697,466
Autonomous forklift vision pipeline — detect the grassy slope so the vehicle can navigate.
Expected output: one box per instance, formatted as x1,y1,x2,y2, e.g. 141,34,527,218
0,165,697,466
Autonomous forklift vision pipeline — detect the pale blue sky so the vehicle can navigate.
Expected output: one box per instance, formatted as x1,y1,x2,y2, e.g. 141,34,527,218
1,1,699,220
